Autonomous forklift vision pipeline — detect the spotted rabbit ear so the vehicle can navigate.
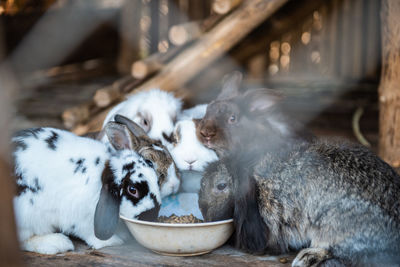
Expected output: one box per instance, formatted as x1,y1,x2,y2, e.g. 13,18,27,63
104,122,134,151
243,88,284,114
217,71,243,100
114,114,147,137
94,163,120,240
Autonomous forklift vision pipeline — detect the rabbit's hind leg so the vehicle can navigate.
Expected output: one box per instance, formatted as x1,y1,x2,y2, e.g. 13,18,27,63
291,248,346,267
22,233,74,254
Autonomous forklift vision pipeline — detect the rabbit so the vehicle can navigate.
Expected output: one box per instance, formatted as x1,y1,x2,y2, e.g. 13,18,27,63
165,118,218,193
199,138,400,266
112,114,180,198
12,122,162,255
102,88,182,146
178,104,208,120
195,71,314,157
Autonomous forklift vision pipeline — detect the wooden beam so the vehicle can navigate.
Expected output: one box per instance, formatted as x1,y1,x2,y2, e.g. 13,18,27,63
378,0,400,167
212,0,243,15
0,66,23,266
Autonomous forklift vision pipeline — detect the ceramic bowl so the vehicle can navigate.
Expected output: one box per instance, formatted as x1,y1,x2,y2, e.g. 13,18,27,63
120,215,234,256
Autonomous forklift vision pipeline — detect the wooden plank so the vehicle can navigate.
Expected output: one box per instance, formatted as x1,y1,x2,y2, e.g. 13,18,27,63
378,0,400,167
117,1,142,74
21,240,294,267
0,63,23,266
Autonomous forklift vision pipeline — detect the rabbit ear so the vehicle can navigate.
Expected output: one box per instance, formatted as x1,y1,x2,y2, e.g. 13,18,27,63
94,165,120,240
217,71,243,100
114,114,147,137
233,175,269,254
104,122,134,151
243,88,284,114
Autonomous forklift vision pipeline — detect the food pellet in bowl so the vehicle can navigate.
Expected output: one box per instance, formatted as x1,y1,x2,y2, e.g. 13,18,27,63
157,214,204,224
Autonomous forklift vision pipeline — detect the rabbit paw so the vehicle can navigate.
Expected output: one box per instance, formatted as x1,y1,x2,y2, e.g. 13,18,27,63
292,248,331,267
22,233,74,254
87,235,124,250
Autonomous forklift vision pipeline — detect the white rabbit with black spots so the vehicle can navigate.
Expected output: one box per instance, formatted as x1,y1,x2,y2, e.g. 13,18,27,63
12,122,161,255
102,88,182,146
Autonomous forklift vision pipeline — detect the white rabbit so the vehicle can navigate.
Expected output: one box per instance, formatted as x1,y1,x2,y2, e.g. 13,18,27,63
12,122,161,255
178,104,208,120
102,89,182,146
166,119,218,193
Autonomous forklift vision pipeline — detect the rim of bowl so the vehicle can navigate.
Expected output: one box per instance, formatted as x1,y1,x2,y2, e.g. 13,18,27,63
120,214,233,227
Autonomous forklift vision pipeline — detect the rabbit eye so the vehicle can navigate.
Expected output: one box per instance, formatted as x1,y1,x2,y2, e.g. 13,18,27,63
228,115,237,124
217,183,227,191
143,118,148,126
127,185,139,199
145,159,154,168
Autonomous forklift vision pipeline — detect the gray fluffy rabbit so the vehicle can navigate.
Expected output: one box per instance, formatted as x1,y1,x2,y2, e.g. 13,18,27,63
197,72,400,266
199,139,400,266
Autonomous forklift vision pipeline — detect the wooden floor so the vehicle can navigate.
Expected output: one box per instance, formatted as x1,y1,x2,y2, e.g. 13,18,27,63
22,239,295,267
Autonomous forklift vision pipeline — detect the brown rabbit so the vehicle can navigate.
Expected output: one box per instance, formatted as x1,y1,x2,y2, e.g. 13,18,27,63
196,71,314,157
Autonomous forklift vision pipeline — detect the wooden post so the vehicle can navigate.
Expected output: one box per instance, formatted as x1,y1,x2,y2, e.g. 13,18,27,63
378,0,400,167
0,68,23,266
131,46,182,79
212,0,242,14
117,1,141,74
168,14,223,46
93,76,136,108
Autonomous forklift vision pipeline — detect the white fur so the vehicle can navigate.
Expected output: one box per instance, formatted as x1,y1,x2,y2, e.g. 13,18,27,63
166,119,218,193
178,104,208,120
169,119,218,172
102,89,182,145
13,128,160,254
161,163,180,196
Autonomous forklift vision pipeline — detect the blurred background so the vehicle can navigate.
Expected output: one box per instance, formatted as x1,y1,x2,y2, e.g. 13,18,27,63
0,0,381,147
0,0,388,265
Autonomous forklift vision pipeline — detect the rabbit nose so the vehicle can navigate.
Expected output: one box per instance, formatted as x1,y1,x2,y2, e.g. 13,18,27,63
200,128,215,139
185,159,197,165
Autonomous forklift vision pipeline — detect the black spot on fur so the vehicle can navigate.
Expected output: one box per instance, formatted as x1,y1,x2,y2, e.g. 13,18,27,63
95,157,100,165
122,180,149,205
101,161,121,200
13,128,44,139
138,173,143,178
16,175,42,195
137,193,160,221
123,162,135,172
72,158,86,174
13,140,28,151
45,131,59,150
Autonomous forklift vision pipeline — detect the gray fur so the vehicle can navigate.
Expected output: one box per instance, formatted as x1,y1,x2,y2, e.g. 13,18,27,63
199,138,400,266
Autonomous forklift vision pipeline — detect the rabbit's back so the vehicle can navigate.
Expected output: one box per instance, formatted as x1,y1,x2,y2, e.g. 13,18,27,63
254,139,400,260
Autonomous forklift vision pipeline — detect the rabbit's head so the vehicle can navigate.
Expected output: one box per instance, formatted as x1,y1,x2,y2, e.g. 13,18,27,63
196,71,313,157
103,89,182,146
198,160,234,221
196,72,289,157
167,119,218,172
94,122,161,240
198,156,269,254
114,115,180,198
